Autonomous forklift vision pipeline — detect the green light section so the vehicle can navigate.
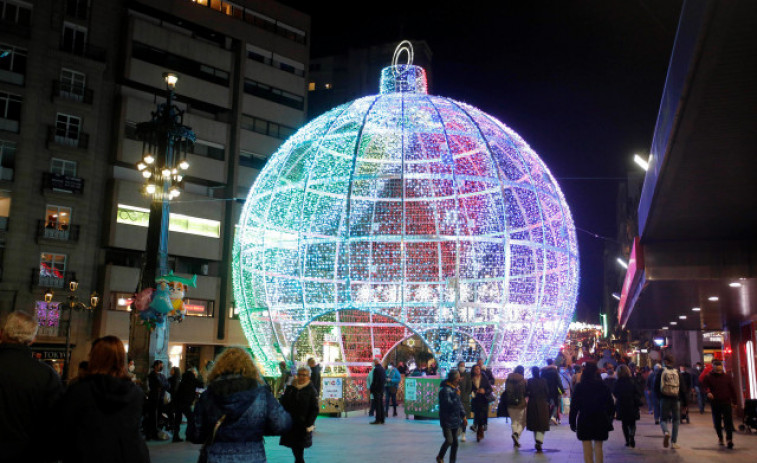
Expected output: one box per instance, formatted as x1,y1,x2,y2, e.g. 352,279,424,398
116,204,221,238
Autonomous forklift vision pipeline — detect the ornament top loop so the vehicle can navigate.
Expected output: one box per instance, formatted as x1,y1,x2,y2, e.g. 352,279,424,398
392,40,414,67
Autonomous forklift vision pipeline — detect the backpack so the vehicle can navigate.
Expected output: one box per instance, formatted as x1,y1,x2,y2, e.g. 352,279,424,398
505,378,524,406
660,367,680,397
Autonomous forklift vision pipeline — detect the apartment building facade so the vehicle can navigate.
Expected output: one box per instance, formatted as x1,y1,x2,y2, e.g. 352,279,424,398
0,0,309,379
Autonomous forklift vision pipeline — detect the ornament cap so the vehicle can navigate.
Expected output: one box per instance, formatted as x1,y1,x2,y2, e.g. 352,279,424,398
380,40,428,94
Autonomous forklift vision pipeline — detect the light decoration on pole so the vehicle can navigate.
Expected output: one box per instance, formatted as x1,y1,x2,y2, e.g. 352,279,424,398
233,42,579,377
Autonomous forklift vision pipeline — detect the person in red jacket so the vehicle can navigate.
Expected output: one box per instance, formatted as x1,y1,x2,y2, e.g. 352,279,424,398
701,360,738,449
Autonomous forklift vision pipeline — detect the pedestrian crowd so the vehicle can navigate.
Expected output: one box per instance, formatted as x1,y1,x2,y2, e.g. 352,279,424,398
0,309,742,463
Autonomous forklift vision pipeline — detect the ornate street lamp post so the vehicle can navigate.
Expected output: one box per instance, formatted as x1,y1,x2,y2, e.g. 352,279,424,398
128,72,195,379
47,280,100,381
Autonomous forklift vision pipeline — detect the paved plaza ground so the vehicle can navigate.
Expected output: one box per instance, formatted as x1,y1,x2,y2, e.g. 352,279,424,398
150,405,757,462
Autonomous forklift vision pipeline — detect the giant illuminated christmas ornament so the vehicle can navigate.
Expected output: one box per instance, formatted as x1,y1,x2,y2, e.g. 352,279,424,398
234,42,578,377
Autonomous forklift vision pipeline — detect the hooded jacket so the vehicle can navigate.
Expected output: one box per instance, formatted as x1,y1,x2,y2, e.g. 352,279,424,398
189,375,292,463
438,380,465,429
57,374,149,463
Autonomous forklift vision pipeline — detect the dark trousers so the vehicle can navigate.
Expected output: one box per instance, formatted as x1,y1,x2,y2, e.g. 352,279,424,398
438,427,459,463
172,403,192,438
372,391,385,422
621,420,636,443
385,388,398,415
711,402,734,441
144,399,159,438
472,396,488,427
292,446,305,463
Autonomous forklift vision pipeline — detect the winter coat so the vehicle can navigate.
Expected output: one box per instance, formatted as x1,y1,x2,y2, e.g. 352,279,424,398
526,377,551,432
309,364,322,394
438,380,465,430
458,370,473,415
702,371,738,405
569,378,614,441
504,372,527,410
471,373,493,416
369,364,386,395
147,370,169,404
613,376,641,424
541,365,562,399
279,381,319,449
175,370,204,408
0,343,64,463
385,367,401,390
189,375,292,463
57,374,149,463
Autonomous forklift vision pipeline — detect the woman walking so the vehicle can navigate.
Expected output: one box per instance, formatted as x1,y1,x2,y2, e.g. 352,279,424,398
57,336,149,463
569,362,615,463
469,364,493,442
504,365,528,448
613,365,641,448
279,367,319,463
189,347,292,463
526,366,551,452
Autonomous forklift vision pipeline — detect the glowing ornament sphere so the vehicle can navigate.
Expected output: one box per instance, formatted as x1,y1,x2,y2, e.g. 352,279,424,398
234,43,578,377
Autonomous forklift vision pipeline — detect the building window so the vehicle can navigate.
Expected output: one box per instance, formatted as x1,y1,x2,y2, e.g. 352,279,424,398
132,42,229,87
0,0,32,26
117,204,222,238
324,83,332,90
243,78,304,110
240,114,295,140
0,91,21,133
0,139,15,181
35,301,61,336
55,113,81,145
0,43,27,85
308,82,315,92
246,44,305,77
64,0,88,19
62,22,87,55
39,252,66,287
44,205,72,240
185,298,214,317
111,292,134,312
190,139,225,161
50,158,77,177
239,149,267,170
59,68,86,101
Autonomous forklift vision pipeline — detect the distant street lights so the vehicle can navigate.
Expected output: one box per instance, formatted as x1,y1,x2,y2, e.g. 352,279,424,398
128,72,195,378
46,279,100,381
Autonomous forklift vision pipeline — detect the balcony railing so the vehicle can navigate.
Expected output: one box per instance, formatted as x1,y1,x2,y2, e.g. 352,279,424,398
52,81,93,104
32,269,73,289
47,125,89,150
37,220,80,242
59,43,106,62
42,172,85,195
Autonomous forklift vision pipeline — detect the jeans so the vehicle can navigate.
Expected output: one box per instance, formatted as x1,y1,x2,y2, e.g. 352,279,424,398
385,388,398,415
652,392,661,422
645,390,653,413
549,396,560,421
711,402,734,441
694,386,706,413
438,427,459,463
659,397,680,443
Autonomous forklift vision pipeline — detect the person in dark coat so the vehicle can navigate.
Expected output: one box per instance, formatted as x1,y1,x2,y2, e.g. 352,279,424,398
701,359,738,448
456,361,472,442
0,311,64,463
146,359,170,440
437,369,465,463
307,358,321,396
469,364,493,441
570,362,614,463
526,366,551,453
279,367,319,463
369,357,386,424
613,364,641,448
188,347,292,463
541,359,563,424
173,367,204,441
57,336,149,463
505,365,528,448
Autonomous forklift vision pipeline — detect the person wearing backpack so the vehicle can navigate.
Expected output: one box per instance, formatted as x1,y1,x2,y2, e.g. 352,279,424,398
653,354,687,449
504,365,527,448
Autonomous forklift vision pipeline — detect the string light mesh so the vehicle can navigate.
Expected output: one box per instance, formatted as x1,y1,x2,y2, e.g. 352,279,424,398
233,63,578,377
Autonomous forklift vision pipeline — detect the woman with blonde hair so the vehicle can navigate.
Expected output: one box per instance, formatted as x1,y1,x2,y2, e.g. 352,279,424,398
188,347,292,463
57,335,149,463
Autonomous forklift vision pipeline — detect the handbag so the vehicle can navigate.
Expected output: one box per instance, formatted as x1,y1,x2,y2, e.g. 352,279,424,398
198,414,227,463
485,392,496,403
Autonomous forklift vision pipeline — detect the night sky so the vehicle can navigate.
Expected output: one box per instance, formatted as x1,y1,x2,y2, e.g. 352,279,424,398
282,1,683,322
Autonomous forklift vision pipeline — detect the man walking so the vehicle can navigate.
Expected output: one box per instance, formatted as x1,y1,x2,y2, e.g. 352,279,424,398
0,311,64,463
369,357,386,424
307,358,322,396
146,359,170,440
437,369,465,463
701,360,738,448
654,354,686,449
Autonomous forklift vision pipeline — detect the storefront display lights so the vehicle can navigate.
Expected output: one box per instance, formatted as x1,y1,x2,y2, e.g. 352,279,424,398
233,42,578,377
